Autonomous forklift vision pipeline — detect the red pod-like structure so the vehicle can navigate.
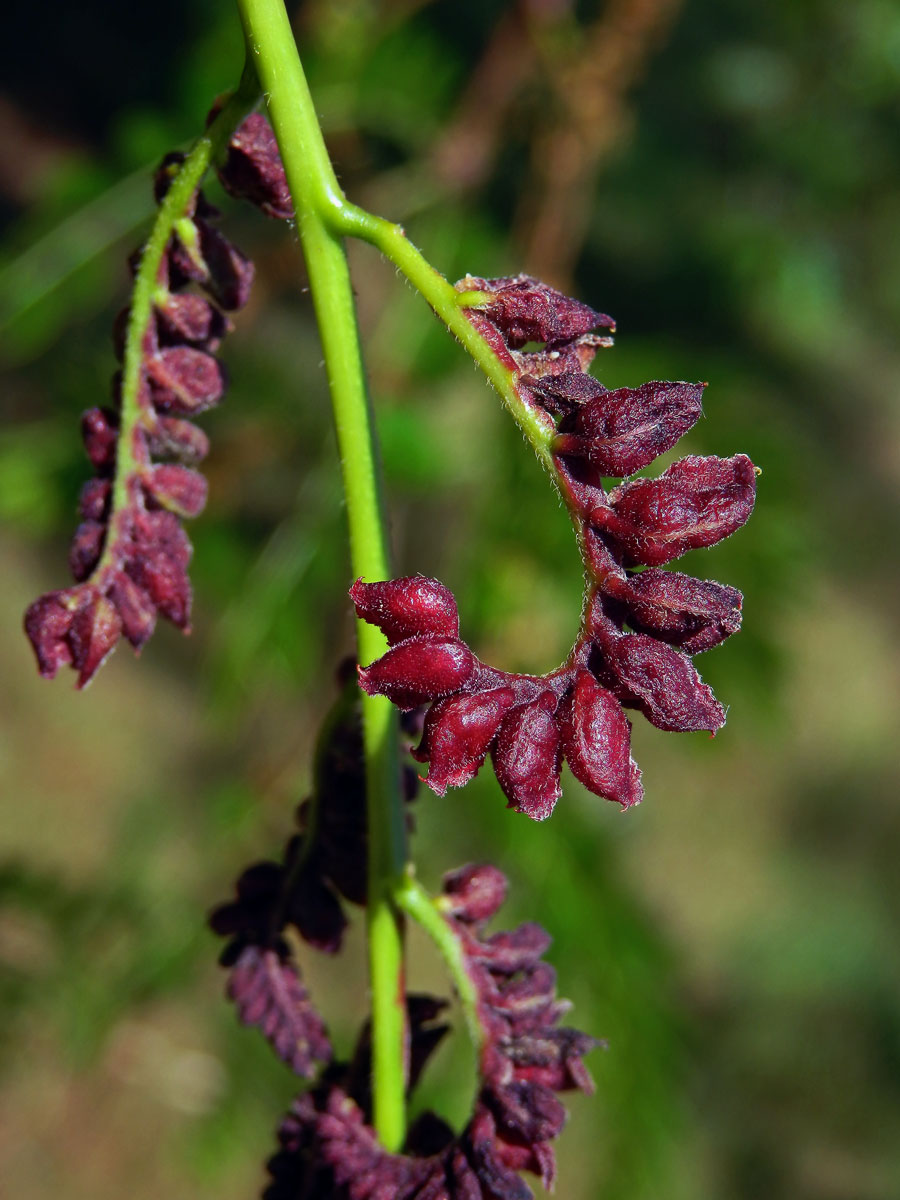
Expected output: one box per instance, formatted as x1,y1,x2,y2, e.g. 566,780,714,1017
592,628,727,733
217,111,294,220
607,567,743,654
143,464,209,517
358,635,476,709
559,379,706,476
491,694,563,821
460,273,614,348
441,863,509,923
350,575,459,645
557,669,642,809
413,687,517,794
596,453,758,567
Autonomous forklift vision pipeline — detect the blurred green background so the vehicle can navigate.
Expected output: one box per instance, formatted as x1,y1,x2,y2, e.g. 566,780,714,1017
1,1,899,1197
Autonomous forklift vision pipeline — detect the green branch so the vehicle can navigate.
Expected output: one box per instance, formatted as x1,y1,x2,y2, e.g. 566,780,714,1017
395,875,484,1058
333,207,613,590
94,67,259,580
335,204,557,471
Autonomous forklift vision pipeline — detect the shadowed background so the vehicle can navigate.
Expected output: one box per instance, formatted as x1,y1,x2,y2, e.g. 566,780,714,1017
1,1,899,1197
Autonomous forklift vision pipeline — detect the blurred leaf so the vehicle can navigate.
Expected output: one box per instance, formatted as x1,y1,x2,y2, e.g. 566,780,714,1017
0,166,152,364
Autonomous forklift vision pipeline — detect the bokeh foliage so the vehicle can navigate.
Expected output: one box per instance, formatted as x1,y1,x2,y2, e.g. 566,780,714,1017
1,2,899,1198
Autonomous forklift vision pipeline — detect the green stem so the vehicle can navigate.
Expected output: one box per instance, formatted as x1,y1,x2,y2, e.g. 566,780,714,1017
395,875,484,1058
236,0,407,1152
334,208,607,590
93,67,259,580
335,204,557,471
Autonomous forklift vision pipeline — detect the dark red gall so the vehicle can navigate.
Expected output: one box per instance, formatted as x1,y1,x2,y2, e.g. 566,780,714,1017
81,407,118,469
527,369,608,414
594,628,726,732
413,687,516,795
557,669,642,808
155,291,228,348
609,567,743,653
358,636,475,710
556,380,705,476
107,570,157,649
147,415,210,463
68,520,105,582
143,463,208,518
491,694,563,821
218,112,293,220
460,274,614,348
196,219,255,310
596,453,757,566
77,478,111,522
146,346,226,414
350,575,459,645
441,863,508,924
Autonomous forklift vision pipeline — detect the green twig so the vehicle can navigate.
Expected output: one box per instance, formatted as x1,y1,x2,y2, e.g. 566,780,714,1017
335,204,557,471
395,874,484,1058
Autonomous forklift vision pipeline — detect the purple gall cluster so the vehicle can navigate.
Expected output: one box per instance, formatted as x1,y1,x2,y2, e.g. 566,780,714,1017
23,114,291,687
353,275,757,819
209,678,418,1072
225,943,331,1079
264,864,599,1199
209,813,344,1077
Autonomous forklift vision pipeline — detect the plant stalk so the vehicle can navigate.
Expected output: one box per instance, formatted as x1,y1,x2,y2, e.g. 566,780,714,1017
335,204,557,471
395,875,484,1058
235,0,407,1152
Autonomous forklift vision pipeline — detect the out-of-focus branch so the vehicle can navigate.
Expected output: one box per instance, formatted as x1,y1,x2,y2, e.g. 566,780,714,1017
516,0,683,284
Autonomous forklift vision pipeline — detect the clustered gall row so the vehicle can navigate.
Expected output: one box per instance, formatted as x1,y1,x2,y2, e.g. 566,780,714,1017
264,864,598,1200
24,113,289,687
354,274,757,819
